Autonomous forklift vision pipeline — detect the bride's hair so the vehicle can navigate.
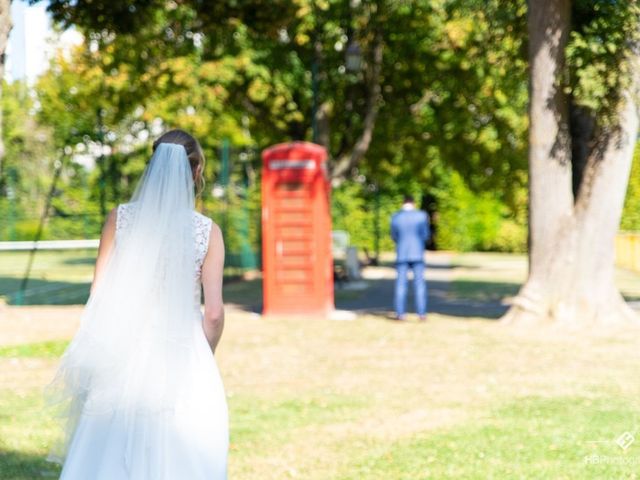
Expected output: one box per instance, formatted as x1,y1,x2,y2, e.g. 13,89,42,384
153,129,205,196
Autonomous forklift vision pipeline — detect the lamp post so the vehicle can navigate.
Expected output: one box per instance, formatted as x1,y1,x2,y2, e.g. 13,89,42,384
345,40,362,72
367,180,380,266
311,58,319,143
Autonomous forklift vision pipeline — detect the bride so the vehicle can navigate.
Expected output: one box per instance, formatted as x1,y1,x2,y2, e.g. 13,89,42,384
47,130,229,479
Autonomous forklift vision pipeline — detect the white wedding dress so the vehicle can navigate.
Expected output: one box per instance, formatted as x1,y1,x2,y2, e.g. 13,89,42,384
55,201,229,479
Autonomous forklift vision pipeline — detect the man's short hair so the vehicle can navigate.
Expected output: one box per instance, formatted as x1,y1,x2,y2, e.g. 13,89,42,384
403,194,415,204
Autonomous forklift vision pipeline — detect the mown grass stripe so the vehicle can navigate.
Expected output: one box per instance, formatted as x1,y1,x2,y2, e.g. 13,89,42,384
0,340,69,359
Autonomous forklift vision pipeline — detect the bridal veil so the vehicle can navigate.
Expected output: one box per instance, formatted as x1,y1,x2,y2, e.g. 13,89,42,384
47,143,200,469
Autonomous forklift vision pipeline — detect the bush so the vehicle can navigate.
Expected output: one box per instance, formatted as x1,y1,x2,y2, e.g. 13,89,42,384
432,170,526,252
204,183,261,269
490,219,527,253
331,183,399,255
331,173,527,254
13,219,46,241
621,144,640,231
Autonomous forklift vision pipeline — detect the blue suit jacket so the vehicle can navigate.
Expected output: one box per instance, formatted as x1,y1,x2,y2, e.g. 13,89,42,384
391,208,430,263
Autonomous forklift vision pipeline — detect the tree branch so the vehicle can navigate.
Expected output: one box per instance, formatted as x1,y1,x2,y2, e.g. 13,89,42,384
329,29,383,183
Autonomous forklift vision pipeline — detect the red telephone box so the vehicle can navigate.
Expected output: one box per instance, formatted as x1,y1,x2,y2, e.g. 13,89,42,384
261,142,334,317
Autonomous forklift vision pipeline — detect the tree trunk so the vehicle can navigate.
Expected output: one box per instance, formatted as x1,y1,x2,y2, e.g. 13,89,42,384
502,0,639,326
564,90,639,324
570,103,596,198
503,0,573,323
0,0,12,181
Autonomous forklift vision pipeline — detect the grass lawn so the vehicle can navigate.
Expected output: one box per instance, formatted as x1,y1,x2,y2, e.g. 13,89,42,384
2,252,640,479
0,250,96,305
0,250,261,306
0,250,375,308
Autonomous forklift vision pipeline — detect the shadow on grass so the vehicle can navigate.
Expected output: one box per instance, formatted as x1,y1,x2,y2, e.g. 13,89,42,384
0,449,61,480
375,258,455,270
333,277,513,321
0,266,531,321
223,278,263,313
450,279,520,303
62,256,96,266
0,277,91,306
0,274,264,307
221,270,518,320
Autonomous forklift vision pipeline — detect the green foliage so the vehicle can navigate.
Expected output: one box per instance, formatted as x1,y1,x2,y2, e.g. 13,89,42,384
38,0,531,192
370,0,528,195
0,81,55,240
12,219,45,241
565,1,640,119
331,173,527,254
8,0,532,250
331,182,399,254
41,0,296,38
204,182,262,269
493,219,528,253
433,170,527,252
621,143,640,232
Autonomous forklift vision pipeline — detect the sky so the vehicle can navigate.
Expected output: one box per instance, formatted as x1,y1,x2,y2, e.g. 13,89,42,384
7,0,82,84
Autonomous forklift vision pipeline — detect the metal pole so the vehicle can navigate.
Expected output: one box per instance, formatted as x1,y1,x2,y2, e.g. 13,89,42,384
221,138,230,253
311,8,322,145
220,138,230,186
311,58,319,143
239,152,257,270
97,108,107,222
374,183,380,261
7,168,17,241
82,169,89,238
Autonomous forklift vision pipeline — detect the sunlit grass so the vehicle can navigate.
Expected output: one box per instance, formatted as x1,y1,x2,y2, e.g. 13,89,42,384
0,340,69,359
0,392,62,479
342,396,640,479
2,252,640,479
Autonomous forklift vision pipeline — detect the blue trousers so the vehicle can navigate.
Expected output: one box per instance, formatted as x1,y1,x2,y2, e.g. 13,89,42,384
394,260,427,317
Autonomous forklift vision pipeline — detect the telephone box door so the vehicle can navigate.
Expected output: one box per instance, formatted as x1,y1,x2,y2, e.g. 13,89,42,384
261,142,334,316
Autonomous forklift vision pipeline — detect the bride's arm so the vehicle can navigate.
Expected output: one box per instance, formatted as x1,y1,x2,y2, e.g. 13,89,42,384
90,207,117,296
201,222,225,354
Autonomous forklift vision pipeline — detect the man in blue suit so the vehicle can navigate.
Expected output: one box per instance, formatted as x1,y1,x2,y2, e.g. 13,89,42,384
390,195,430,321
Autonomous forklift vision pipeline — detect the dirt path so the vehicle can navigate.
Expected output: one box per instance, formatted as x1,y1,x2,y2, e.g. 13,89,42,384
0,304,82,346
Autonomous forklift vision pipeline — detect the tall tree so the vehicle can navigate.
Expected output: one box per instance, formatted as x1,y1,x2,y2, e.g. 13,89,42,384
35,1,412,183
0,0,12,182
503,0,640,325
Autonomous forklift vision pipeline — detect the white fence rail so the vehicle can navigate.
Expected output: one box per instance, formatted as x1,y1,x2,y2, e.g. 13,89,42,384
0,239,100,251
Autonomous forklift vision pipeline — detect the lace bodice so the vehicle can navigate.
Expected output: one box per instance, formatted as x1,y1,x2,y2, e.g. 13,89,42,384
115,203,213,305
